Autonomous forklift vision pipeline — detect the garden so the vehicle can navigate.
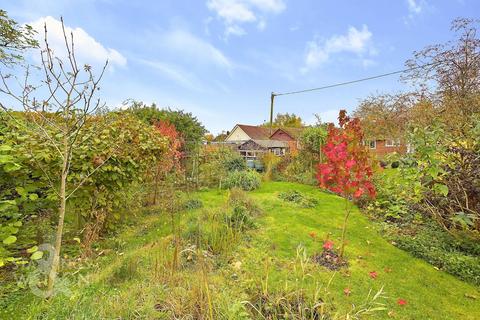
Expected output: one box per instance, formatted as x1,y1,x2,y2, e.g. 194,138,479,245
0,9,479,320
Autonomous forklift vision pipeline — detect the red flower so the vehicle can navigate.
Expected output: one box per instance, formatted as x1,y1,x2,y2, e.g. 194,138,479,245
323,240,334,250
343,288,351,296
397,299,407,306
369,271,378,279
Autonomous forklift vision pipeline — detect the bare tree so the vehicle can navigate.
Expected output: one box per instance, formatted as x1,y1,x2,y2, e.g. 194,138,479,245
402,18,480,135
0,17,109,297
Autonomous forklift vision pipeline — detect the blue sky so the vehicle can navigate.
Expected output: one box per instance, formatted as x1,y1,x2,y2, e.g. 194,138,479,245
3,0,479,133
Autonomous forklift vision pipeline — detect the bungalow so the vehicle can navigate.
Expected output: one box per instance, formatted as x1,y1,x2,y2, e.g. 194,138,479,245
363,138,407,157
224,124,304,160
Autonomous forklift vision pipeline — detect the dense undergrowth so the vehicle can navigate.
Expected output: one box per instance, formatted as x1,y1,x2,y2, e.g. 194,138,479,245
365,167,480,286
2,182,479,320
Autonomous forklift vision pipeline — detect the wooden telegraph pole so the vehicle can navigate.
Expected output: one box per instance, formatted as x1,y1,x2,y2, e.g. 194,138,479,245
269,92,276,135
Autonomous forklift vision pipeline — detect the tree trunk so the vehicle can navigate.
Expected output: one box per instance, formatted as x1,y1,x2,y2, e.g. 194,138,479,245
47,136,68,297
339,197,351,258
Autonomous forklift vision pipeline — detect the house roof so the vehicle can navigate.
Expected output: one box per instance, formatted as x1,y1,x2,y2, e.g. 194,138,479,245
270,127,304,139
226,124,306,142
238,139,288,150
254,139,289,148
237,124,271,140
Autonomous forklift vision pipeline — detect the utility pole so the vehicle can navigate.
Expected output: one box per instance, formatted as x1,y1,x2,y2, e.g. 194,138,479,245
269,92,276,135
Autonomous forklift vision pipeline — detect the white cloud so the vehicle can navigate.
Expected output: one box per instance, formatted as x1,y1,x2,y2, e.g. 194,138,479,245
302,25,374,73
406,0,422,15
137,59,203,92
257,19,267,31
28,16,126,69
161,28,232,69
226,25,247,36
404,0,427,23
248,0,285,13
206,0,285,37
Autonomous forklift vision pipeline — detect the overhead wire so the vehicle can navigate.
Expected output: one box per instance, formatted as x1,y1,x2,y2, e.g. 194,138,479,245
272,60,444,97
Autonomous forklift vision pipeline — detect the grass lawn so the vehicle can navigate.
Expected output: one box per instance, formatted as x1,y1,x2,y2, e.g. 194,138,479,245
2,181,479,319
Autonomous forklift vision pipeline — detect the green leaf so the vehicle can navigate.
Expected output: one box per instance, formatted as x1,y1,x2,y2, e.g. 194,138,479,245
28,193,39,201
0,145,12,152
3,235,17,245
3,162,21,172
0,154,14,163
30,251,44,260
0,200,16,212
433,183,449,196
26,245,38,253
15,187,27,197
13,221,22,227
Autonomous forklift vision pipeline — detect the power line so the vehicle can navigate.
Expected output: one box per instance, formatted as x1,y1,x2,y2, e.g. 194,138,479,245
273,60,442,97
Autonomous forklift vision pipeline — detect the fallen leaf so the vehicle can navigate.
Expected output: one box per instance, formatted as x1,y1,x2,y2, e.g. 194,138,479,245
323,240,334,250
233,261,242,270
397,299,407,306
369,271,378,279
464,293,477,300
343,287,351,296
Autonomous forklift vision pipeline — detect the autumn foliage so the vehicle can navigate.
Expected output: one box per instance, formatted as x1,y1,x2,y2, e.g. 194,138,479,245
154,120,183,173
316,110,376,257
317,110,376,200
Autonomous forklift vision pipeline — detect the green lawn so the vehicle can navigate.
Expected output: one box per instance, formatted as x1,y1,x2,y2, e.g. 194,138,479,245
2,181,479,319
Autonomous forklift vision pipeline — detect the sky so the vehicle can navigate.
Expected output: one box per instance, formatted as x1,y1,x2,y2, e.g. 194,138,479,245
3,0,479,133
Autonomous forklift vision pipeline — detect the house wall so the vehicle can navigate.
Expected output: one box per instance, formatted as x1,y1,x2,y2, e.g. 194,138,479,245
270,130,295,141
368,140,407,157
225,126,250,142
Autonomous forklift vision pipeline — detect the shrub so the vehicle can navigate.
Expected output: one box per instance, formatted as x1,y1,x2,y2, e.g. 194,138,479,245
228,188,262,216
278,190,318,208
223,170,261,191
183,199,203,210
224,205,256,230
224,157,247,172
198,145,245,188
390,223,480,285
261,152,281,181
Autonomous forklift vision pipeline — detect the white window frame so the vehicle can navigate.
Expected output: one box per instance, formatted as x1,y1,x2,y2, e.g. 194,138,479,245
385,139,401,147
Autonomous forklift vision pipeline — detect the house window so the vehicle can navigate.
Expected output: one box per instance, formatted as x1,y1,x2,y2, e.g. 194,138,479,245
385,139,401,147
363,140,376,149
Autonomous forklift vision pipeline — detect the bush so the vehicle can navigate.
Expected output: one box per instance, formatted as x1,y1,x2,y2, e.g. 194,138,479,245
182,189,261,254
281,155,317,185
278,190,318,208
224,157,247,172
390,223,480,285
198,145,245,188
223,170,261,191
228,188,262,216
225,205,256,230
183,199,203,210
